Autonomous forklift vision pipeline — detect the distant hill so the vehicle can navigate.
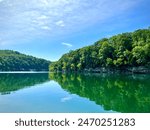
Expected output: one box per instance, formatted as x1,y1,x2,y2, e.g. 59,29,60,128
50,28,150,73
0,50,50,71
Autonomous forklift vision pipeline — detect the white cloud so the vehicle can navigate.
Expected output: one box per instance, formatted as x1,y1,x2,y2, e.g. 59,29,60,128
0,0,140,45
61,96,72,102
37,15,49,20
62,42,73,47
41,0,49,6
41,26,51,30
55,20,65,27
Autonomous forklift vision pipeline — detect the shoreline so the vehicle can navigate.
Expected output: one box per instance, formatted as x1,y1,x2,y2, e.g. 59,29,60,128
51,66,150,74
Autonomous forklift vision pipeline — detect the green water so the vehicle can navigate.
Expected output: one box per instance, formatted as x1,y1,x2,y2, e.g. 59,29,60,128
0,72,150,113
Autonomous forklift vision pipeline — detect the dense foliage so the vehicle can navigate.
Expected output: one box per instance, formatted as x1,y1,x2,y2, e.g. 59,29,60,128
50,28,150,72
0,50,50,71
49,73,150,113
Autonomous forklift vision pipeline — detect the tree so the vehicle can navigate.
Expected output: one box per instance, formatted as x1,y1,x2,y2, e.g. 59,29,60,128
0,50,50,71
49,28,150,72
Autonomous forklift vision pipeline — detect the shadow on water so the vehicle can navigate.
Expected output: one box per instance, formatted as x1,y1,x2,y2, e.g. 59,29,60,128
49,73,150,113
0,73,49,95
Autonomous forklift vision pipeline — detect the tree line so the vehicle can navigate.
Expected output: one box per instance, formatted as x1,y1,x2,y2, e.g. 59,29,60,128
50,28,150,72
0,50,50,71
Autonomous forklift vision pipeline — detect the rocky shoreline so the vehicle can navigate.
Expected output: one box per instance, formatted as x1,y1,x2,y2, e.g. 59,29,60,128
83,66,150,74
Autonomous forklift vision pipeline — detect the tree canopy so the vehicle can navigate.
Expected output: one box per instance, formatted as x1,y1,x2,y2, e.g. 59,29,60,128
50,28,150,72
0,50,50,71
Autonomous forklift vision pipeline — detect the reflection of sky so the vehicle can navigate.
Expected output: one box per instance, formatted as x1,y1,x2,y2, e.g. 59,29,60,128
0,81,114,113
0,0,150,61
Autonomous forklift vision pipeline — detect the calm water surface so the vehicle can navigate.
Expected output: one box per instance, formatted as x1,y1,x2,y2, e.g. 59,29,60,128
0,72,150,113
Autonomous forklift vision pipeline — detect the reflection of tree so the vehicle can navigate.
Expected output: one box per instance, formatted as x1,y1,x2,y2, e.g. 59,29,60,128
0,73,49,95
49,73,150,113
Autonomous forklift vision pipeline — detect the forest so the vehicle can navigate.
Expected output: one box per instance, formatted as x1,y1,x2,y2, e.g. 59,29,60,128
50,28,150,73
0,50,50,71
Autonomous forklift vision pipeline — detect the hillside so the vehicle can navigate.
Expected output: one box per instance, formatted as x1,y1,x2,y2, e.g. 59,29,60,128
0,50,50,71
50,28,150,73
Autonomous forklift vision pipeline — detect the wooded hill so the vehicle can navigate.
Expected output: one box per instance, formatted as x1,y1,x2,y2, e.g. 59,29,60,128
50,28,150,73
0,50,50,71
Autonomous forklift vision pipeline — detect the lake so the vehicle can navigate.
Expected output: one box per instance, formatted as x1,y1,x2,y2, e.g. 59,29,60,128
0,72,150,113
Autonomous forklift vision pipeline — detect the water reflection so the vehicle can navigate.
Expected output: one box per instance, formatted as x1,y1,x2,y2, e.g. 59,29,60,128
0,73,49,95
0,72,150,113
49,73,150,113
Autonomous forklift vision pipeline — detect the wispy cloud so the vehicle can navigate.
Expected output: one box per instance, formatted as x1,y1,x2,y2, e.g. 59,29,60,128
0,0,140,46
55,20,65,27
61,96,72,102
62,42,73,47
41,26,51,30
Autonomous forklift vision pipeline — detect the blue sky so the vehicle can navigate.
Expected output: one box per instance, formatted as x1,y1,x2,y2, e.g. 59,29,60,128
0,0,150,61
